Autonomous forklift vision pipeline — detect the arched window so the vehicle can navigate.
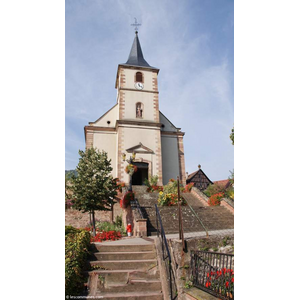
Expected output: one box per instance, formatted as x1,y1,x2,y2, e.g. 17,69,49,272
135,72,143,83
136,102,144,118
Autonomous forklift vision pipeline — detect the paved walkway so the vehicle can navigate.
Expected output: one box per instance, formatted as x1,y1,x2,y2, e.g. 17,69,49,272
93,229,234,245
93,236,153,245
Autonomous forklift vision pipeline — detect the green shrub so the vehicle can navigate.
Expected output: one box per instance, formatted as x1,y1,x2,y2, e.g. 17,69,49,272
204,171,234,200
95,221,126,235
144,175,164,192
65,225,79,235
115,215,122,227
203,183,225,197
158,179,185,206
65,227,91,297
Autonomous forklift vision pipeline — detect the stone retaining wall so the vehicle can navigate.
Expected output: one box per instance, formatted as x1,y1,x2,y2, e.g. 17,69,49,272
191,188,209,206
167,234,234,300
65,209,112,228
65,192,124,228
220,198,234,214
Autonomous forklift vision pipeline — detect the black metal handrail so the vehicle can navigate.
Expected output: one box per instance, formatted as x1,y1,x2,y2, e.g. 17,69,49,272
131,197,144,219
191,250,234,300
155,204,177,300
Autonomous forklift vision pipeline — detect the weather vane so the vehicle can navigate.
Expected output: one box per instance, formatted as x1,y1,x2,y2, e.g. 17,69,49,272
131,18,141,33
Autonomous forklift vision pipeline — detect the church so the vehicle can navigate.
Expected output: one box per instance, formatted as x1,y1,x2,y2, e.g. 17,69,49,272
84,31,186,186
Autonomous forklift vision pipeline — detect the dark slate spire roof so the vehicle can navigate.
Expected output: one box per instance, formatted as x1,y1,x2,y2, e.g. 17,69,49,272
123,32,157,69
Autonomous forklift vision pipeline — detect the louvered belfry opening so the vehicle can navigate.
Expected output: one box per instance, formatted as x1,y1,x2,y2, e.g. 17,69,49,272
135,72,143,83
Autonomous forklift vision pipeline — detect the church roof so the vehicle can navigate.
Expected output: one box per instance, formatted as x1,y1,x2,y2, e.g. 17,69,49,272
121,32,158,70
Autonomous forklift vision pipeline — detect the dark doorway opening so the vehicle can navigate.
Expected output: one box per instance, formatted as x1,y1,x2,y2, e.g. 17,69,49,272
132,162,149,185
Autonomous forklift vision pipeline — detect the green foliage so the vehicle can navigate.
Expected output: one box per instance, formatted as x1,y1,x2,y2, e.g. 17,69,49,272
184,280,193,289
65,227,90,296
65,225,78,235
69,148,118,235
226,170,234,200
144,175,159,187
203,183,225,198
230,127,234,145
222,236,230,247
115,215,122,227
157,179,185,206
204,171,234,201
95,221,125,235
65,170,77,178
70,148,118,213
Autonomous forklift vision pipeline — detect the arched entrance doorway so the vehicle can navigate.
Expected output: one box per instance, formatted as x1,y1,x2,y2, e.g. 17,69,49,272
132,162,149,185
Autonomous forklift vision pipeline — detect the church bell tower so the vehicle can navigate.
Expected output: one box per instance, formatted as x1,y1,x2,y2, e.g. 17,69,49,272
115,31,163,185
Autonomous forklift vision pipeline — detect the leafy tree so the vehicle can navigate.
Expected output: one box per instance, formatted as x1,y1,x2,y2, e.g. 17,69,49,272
70,148,118,236
230,127,234,145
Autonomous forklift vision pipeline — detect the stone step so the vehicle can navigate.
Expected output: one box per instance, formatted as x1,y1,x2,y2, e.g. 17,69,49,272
86,269,160,285
90,259,157,271
93,251,156,261
98,279,161,293
92,243,155,252
95,291,163,300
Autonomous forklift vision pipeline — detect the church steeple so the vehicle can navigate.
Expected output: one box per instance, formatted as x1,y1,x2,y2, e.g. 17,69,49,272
124,31,153,68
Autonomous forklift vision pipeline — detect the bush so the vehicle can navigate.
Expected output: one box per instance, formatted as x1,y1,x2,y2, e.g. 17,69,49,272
115,215,122,227
144,175,158,186
203,183,225,197
204,171,234,200
144,175,163,192
184,182,194,192
65,227,90,297
208,193,224,206
158,179,185,206
95,221,125,234
65,225,78,235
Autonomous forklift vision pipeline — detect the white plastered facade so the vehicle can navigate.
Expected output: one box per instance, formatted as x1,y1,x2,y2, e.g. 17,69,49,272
85,64,186,185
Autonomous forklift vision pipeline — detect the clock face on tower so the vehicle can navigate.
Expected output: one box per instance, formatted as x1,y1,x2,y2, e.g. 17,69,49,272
134,82,144,90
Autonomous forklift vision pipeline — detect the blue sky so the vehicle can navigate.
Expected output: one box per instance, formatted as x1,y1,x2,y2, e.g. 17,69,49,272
65,0,234,181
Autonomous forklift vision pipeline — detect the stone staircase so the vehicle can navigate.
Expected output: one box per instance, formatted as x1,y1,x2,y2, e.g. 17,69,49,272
86,241,163,299
133,186,234,236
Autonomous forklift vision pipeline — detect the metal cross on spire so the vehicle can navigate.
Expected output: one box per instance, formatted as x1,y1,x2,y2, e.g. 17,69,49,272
131,18,141,33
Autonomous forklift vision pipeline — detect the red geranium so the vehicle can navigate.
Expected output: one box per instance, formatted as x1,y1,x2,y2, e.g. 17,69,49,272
204,267,234,296
90,230,122,243
121,191,135,208
208,192,224,206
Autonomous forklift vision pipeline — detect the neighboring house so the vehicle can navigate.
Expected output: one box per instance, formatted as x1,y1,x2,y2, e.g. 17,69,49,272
213,179,231,189
186,167,213,191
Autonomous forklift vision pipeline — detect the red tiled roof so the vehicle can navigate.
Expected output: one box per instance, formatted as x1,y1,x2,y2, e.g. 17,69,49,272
213,179,230,188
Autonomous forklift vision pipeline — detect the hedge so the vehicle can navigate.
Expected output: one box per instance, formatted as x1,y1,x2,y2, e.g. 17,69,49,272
65,226,90,296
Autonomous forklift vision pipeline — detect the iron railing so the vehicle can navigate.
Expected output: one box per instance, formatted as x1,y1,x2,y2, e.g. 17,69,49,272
191,251,234,300
155,204,177,300
131,197,144,219
184,198,209,237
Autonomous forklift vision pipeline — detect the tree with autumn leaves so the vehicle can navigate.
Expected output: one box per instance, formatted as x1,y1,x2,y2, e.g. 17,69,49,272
69,148,118,236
